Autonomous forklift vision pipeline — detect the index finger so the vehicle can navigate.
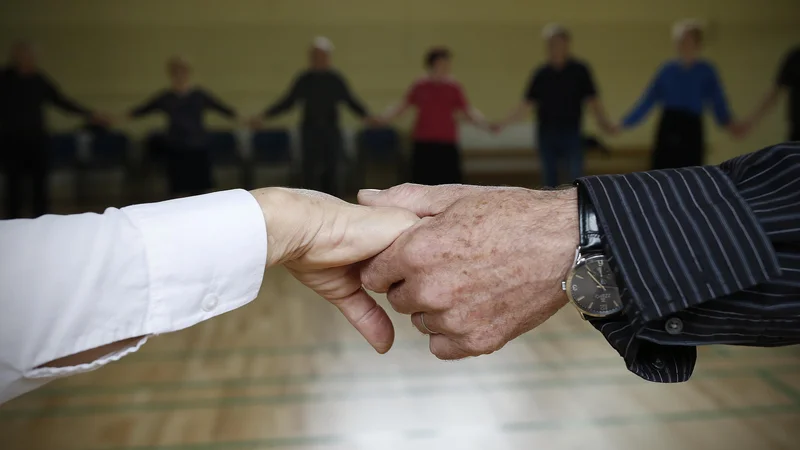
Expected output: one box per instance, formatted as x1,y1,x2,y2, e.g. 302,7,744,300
360,231,410,294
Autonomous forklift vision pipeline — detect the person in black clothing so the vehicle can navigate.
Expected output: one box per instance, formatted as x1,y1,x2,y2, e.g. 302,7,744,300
743,46,800,140
252,37,377,196
494,24,614,187
127,56,238,196
0,41,104,219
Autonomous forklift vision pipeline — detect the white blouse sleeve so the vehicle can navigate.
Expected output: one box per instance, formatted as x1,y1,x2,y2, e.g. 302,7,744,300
0,189,267,403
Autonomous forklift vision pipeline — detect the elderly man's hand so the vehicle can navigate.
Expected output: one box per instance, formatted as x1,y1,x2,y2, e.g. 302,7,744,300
358,184,578,360
250,188,418,354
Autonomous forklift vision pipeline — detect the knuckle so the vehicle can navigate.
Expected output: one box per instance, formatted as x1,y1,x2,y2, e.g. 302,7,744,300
392,183,424,197
401,235,431,268
432,348,451,361
464,333,504,356
386,288,414,314
416,283,440,308
437,310,463,334
359,265,381,292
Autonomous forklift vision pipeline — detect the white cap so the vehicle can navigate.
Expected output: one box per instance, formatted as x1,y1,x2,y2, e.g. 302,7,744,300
542,23,569,41
672,19,705,42
312,36,335,53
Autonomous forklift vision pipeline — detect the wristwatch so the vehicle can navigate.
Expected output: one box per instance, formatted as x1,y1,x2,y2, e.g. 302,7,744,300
561,182,624,319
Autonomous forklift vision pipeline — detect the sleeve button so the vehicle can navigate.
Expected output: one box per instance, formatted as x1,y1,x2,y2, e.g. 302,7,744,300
202,294,219,312
665,317,683,335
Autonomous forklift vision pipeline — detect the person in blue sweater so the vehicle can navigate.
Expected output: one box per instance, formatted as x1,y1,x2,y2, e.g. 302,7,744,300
616,20,744,169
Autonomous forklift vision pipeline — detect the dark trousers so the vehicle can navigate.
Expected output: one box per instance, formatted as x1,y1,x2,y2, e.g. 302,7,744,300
537,126,583,187
652,109,705,170
151,136,213,196
411,141,462,185
301,125,343,196
1,132,50,219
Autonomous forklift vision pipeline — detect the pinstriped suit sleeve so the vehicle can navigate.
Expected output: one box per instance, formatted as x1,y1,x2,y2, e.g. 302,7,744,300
577,142,800,383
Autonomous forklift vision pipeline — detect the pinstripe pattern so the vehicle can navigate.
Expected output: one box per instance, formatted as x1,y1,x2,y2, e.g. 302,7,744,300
579,142,800,383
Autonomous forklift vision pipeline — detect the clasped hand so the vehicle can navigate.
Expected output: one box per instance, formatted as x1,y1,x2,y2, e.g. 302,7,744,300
264,183,579,361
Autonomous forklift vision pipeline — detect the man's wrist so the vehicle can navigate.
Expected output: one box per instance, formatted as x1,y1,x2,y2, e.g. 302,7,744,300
526,187,579,306
554,187,580,293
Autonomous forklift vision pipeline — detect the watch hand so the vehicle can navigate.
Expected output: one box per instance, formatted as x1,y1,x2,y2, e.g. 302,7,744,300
587,271,606,290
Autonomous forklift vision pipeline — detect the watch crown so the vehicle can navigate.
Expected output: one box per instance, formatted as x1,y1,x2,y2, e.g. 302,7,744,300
561,281,567,291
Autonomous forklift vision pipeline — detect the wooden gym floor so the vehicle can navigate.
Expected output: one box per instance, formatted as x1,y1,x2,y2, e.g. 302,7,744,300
1,267,800,450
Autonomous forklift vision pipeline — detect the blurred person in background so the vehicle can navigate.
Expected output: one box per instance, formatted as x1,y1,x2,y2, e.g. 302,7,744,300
743,46,800,141
0,41,107,219
615,19,745,169
252,37,378,197
380,47,490,185
494,24,614,187
125,56,239,197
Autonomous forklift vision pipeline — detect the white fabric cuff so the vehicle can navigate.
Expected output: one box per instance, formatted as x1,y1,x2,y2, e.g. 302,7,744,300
122,189,268,335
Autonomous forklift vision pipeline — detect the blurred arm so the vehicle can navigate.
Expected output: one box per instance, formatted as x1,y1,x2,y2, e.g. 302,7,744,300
745,51,796,128
129,92,167,118
706,65,733,127
745,87,784,128
202,90,237,119
264,75,306,118
583,65,614,131
382,99,412,122
497,71,538,128
454,85,489,129
621,69,663,128
42,74,92,117
497,100,534,128
338,75,369,118
0,190,267,403
587,97,614,132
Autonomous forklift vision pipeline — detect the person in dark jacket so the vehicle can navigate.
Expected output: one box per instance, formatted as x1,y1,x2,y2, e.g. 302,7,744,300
127,56,239,197
0,41,105,218
252,37,379,197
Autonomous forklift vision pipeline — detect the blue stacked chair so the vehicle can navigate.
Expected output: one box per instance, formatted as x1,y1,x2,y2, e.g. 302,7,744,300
252,129,292,164
249,129,293,189
358,127,400,163
355,127,404,189
88,131,129,170
49,133,80,170
207,130,240,166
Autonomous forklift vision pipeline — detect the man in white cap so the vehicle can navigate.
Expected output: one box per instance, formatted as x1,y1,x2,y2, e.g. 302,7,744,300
253,36,376,197
493,24,614,187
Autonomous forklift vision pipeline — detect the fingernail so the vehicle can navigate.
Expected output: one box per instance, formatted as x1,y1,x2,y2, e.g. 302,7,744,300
358,189,381,197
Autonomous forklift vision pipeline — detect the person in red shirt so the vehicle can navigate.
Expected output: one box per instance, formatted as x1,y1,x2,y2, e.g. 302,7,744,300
382,47,489,185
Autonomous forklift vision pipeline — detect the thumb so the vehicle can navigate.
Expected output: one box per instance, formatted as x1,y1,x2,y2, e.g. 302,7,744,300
358,184,455,217
327,287,395,354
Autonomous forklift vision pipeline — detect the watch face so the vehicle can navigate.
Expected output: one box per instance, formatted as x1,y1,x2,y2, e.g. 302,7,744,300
567,255,623,317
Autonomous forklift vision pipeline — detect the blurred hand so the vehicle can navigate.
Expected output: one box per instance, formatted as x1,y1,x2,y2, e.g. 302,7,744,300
728,121,750,139
603,122,621,135
364,116,385,128
250,187,418,354
249,116,265,130
359,184,577,360
489,123,504,134
90,112,113,127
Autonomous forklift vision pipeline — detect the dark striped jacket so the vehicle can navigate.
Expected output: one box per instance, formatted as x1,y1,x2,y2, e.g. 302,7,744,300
578,142,800,383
